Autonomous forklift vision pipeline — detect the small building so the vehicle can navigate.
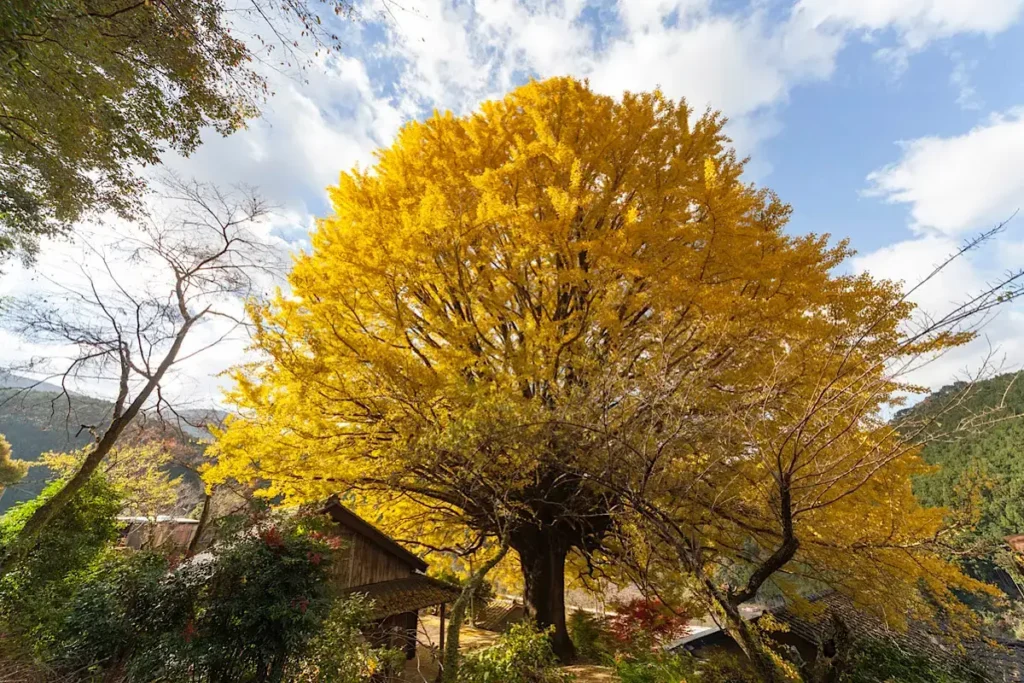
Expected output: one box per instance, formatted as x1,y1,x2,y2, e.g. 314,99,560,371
322,496,461,659
117,515,199,552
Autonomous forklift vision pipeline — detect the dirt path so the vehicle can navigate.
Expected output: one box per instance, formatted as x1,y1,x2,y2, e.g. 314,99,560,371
563,664,618,681
400,615,615,682
401,614,499,682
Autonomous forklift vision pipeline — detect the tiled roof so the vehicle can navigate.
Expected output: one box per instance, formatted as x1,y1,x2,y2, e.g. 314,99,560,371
343,575,462,619
474,599,525,632
768,592,1023,682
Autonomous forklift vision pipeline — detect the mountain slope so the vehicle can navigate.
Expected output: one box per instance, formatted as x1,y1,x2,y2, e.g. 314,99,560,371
0,388,116,511
897,373,1024,543
0,378,218,513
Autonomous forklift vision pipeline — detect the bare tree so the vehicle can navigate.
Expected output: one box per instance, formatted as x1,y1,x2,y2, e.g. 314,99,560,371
0,175,283,571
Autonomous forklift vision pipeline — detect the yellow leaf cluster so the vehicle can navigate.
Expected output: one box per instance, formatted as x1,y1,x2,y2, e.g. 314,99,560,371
206,77,986,631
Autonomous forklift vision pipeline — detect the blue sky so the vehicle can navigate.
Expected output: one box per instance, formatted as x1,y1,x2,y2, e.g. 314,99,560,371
6,0,1024,403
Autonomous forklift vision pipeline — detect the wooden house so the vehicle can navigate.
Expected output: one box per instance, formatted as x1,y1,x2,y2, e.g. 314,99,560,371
322,496,461,659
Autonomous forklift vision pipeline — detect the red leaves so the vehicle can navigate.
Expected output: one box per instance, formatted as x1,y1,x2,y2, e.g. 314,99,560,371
607,598,690,646
260,526,284,549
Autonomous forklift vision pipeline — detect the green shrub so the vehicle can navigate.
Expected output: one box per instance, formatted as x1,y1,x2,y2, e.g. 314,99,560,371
613,649,755,683
50,550,194,680
568,609,613,663
29,511,355,683
296,594,404,682
0,475,123,642
458,622,572,683
0,493,392,683
838,638,983,683
173,519,340,682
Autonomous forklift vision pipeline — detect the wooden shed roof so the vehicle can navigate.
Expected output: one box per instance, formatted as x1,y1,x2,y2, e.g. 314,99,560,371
321,496,428,573
344,575,462,619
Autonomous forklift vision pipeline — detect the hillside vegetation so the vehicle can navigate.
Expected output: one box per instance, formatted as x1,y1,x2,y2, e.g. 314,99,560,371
0,388,114,511
0,382,211,513
899,373,1024,544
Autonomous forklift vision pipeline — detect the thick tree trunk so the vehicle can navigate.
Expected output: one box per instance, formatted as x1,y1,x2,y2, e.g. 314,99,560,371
513,531,575,662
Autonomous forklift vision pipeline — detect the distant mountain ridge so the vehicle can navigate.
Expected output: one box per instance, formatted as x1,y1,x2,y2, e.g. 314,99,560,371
0,373,222,513
0,371,66,394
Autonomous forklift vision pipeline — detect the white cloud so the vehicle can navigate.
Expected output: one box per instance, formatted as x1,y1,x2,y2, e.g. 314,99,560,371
866,110,1024,236
7,0,1024,405
853,234,1024,391
795,0,1024,49
950,51,982,110
161,55,403,216
377,0,1024,165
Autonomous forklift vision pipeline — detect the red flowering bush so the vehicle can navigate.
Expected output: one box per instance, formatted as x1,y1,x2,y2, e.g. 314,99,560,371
607,598,690,649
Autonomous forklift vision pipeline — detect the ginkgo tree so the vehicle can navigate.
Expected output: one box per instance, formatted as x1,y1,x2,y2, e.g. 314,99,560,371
207,77,1016,666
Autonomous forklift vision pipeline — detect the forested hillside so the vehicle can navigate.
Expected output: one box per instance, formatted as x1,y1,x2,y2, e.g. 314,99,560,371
899,373,1024,544
0,378,212,513
0,387,115,511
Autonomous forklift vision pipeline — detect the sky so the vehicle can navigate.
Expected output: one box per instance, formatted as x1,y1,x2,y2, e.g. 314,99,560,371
4,0,1024,406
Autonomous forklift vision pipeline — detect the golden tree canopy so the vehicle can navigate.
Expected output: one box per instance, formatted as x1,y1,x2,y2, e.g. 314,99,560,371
208,78,989,659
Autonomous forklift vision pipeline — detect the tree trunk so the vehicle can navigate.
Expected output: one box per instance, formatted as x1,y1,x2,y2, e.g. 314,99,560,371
513,531,575,663
0,317,195,574
0,444,108,571
187,492,212,556
441,539,510,683
699,575,786,683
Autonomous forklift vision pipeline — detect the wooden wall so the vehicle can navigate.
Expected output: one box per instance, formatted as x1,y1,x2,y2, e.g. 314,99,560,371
331,526,415,589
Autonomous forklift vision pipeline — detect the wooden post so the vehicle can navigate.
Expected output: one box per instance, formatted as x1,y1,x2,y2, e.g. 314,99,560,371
439,602,446,655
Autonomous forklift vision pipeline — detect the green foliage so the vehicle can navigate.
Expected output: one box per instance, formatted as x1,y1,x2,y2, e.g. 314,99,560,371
298,595,404,682
899,374,1024,537
1,498,376,683
0,387,208,513
612,649,755,683
838,638,979,683
50,550,195,680
896,373,1024,581
0,389,114,510
183,521,337,681
458,622,572,683
568,609,613,663
0,475,123,639
0,0,258,259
